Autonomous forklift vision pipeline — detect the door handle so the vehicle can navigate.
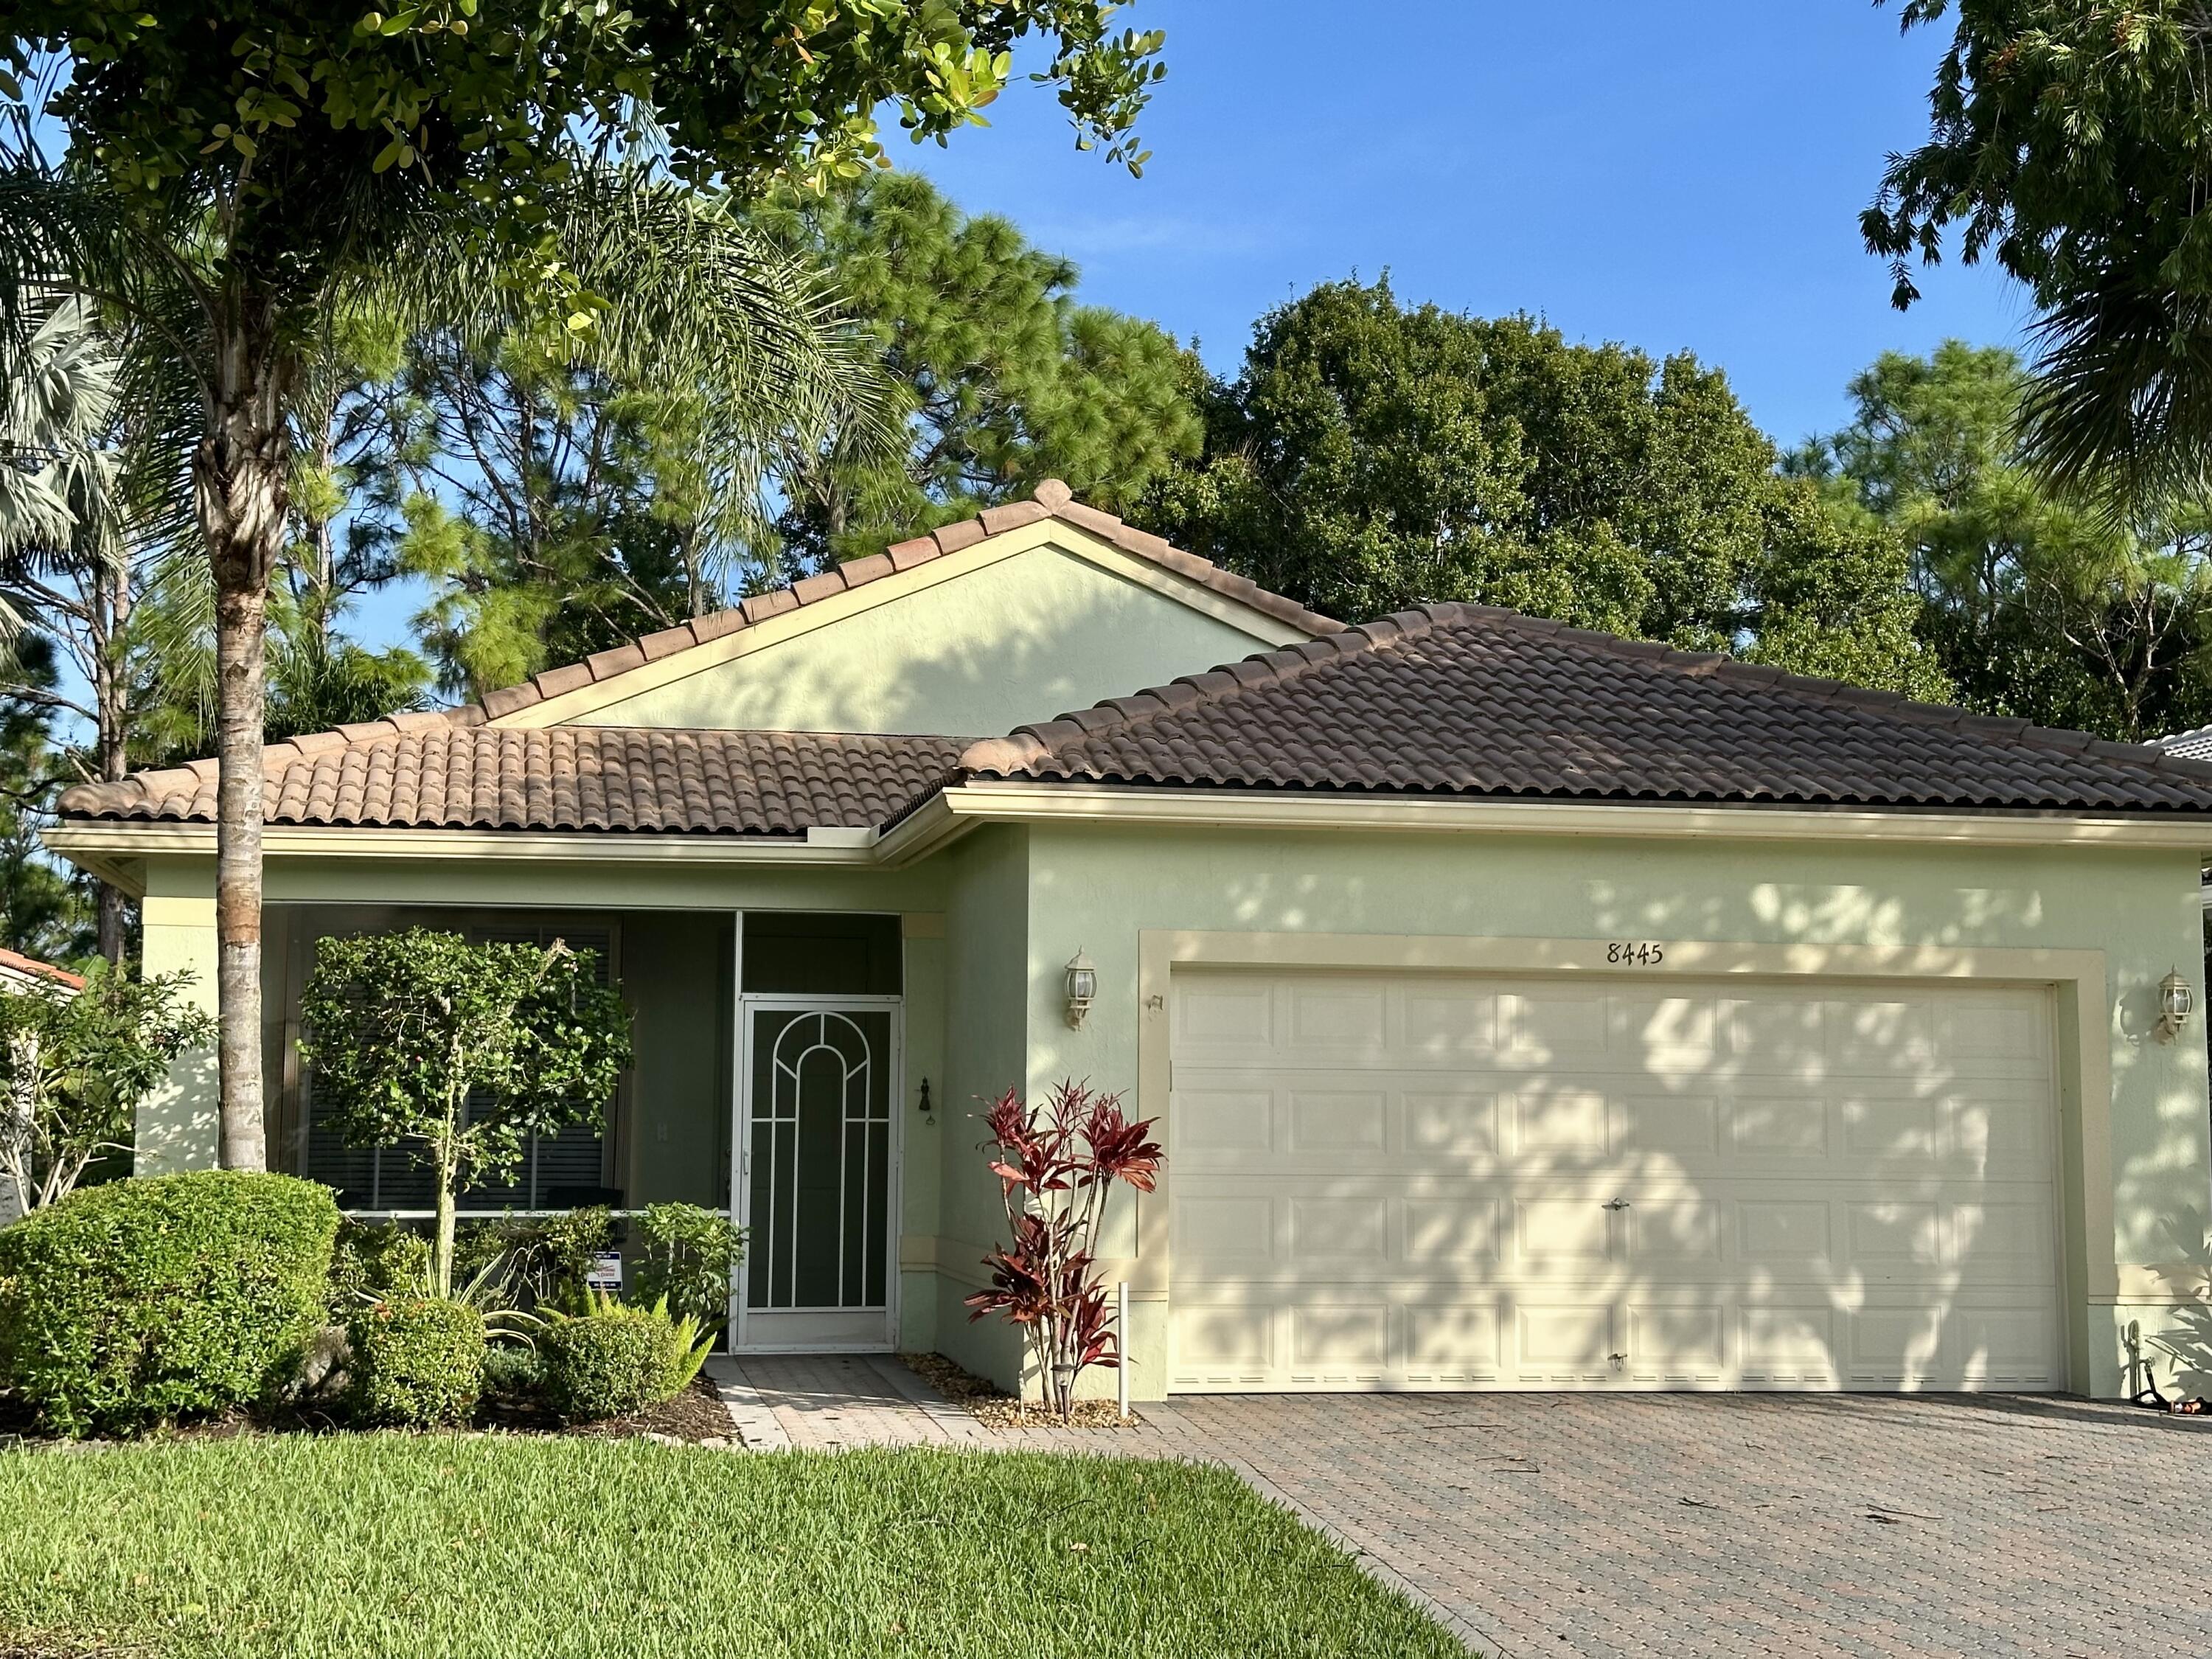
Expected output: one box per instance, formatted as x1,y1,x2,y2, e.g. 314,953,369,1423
1602,1198,1630,1211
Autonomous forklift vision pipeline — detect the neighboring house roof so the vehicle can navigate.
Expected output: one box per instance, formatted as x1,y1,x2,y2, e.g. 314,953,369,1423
949,605,2212,815
2154,722,2212,762
0,947,85,992
60,726,970,836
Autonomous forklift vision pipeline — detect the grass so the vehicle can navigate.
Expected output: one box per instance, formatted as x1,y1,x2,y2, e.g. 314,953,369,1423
0,1436,1466,1658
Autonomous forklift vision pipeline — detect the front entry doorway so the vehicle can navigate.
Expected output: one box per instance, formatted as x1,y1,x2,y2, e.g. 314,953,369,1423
734,998,902,1351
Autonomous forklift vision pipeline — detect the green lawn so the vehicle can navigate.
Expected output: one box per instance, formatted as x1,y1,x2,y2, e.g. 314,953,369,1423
0,1436,1466,1658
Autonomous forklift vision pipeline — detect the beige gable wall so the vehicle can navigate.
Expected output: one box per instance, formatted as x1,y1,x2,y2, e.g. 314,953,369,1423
563,535,1305,737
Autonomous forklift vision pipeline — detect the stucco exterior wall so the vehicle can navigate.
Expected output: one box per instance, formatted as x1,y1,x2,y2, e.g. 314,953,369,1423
136,858,221,1175
931,825,1036,1386
997,821,2212,1401
567,542,1295,737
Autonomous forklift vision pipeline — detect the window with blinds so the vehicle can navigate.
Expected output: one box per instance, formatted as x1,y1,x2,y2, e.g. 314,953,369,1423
302,922,622,1212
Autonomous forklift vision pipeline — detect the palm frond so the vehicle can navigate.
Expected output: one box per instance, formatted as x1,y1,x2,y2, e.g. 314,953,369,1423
2019,268,2212,518
367,166,896,582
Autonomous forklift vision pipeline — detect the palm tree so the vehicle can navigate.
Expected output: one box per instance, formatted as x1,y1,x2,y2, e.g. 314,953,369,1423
0,291,141,961
0,101,886,1164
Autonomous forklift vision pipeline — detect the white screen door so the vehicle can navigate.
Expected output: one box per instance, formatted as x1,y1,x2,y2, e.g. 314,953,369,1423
734,999,901,1351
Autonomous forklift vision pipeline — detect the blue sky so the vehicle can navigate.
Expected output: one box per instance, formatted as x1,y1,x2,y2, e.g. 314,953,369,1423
905,0,2025,451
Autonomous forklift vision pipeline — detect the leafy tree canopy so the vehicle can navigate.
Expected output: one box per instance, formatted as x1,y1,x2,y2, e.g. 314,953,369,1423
1138,279,1947,697
0,959,213,1213
300,929,632,1294
1792,338,2212,739
7,2,1165,317
1866,1,2212,506
759,170,1200,567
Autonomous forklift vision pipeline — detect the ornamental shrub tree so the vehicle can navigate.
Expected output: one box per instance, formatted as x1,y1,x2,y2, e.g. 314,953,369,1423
0,962,215,1215
966,1079,1161,1420
347,1295,487,1429
300,930,632,1297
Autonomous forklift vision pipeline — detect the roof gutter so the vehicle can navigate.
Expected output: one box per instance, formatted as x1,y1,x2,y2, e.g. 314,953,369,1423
41,821,885,898
879,780,2212,857
48,782,2212,897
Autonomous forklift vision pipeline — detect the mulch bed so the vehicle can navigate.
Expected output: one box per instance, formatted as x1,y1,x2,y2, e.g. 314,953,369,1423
902,1352,1143,1430
0,1374,740,1448
563,1374,737,1444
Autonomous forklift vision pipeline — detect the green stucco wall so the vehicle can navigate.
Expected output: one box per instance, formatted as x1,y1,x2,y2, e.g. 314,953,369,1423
986,821,2212,1400
930,826,1036,1387
129,818,2212,1403
570,542,1295,737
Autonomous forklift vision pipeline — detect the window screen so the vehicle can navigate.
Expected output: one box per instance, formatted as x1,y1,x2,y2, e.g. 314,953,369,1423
741,912,901,996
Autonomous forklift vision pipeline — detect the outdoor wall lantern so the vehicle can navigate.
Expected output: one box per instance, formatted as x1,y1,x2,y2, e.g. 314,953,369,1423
2157,968,2196,1043
917,1077,933,1121
1064,948,1099,1029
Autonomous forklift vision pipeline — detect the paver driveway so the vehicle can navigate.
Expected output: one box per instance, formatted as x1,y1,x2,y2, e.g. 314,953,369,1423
1160,1391,2212,1658
724,1359,2212,1657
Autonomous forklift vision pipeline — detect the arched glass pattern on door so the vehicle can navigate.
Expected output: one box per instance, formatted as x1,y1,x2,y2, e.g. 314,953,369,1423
746,1009,893,1312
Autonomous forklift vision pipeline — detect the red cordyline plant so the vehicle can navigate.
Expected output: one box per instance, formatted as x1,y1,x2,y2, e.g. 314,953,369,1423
964,1079,1163,1420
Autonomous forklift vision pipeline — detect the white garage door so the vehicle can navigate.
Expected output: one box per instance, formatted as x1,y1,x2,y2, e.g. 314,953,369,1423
1167,970,2064,1393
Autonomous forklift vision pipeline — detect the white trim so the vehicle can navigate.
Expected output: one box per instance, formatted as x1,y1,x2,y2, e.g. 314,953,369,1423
902,782,2212,852
49,780,2212,898
733,994,905,1354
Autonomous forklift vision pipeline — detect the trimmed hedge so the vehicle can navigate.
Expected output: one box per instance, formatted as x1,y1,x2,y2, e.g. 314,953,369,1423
542,1312,679,1423
347,1298,485,1429
0,1171,339,1438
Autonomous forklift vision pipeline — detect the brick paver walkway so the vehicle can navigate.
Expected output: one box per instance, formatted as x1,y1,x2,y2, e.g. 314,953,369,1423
713,1359,2212,1658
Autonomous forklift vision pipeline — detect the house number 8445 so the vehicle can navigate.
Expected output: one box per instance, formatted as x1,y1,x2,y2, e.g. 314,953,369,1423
1605,942,1665,966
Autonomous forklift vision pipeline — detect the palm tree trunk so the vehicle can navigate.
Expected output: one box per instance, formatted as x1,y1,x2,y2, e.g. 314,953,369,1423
95,560,131,964
195,298,291,1173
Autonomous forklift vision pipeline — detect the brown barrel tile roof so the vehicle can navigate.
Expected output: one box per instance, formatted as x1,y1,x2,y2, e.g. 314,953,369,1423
950,604,2212,815
60,726,973,835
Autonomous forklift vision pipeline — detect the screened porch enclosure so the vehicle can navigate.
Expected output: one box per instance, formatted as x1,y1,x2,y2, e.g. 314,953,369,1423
263,903,910,1349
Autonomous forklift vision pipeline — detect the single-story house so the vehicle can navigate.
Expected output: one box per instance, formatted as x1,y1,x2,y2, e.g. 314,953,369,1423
47,481,2212,1399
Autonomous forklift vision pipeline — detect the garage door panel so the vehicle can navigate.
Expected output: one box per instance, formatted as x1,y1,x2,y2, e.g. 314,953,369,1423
1287,1088,1386,1152
1405,1305,1503,1380
1405,1197,1503,1262
1169,969,2062,1394
1173,1086,1274,1154
1625,1302,1728,1382
1405,1089,1501,1152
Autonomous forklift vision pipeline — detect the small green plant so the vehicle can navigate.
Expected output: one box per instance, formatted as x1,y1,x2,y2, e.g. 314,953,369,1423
0,1171,338,1437
455,1206,612,1311
480,1343,546,1405
540,1293,710,1423
327,1220,433,1318
347,1297,487,1430
632,1204,745,1331
0,961,215,1214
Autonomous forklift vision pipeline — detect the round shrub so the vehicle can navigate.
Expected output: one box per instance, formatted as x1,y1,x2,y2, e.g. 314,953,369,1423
0,1170,339,1438
542,1312,679,1423
327,1219,431,1317
348,1297,485,1429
